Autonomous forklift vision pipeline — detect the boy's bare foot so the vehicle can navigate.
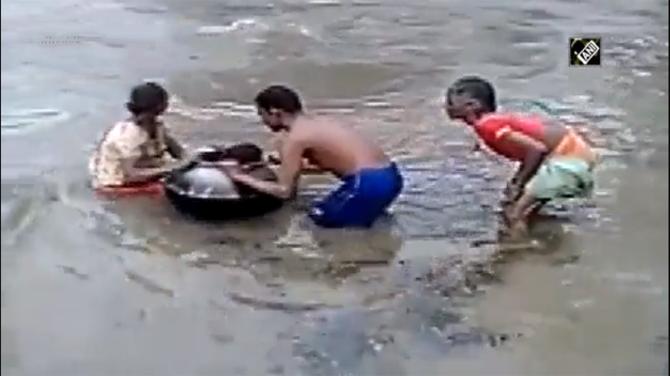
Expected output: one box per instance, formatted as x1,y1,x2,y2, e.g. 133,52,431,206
507,220,529,240
503,205,517,225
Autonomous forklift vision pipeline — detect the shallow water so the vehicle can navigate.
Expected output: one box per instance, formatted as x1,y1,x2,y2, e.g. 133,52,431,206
1,0,668,374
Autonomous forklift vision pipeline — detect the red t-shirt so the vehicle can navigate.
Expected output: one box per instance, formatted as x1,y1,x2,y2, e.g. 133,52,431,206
473,113,546,161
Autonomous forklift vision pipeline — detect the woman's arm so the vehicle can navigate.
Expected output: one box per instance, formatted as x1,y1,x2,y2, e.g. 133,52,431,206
165,133,186,159
120,156,190,183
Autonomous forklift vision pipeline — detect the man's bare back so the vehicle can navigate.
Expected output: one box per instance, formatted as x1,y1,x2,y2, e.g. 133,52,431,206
285,115,389,178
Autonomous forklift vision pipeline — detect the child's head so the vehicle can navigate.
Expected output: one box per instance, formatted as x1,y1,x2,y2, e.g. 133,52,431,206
445,76,496,125
222,143,264,165
126,82,169,121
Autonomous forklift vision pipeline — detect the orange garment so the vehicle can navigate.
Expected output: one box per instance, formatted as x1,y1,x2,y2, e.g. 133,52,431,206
474,113,546,161
552,127,597,165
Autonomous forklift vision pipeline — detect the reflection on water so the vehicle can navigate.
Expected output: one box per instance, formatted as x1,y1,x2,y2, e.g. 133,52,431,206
1,0,668,374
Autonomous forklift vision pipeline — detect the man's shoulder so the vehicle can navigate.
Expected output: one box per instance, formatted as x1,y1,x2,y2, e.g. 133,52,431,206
283,124,310,146
296,114,339,127
292,115,336,136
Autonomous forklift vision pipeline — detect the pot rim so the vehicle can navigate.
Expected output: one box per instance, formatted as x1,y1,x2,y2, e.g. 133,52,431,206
163,182,242,200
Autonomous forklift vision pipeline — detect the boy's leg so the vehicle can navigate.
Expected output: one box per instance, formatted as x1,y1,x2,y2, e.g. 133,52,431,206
504,190,544,235
527,198,550,220
505,157,592,237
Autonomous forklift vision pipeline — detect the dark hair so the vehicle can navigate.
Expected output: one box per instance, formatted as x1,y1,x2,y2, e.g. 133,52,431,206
223,143,263,164
126,82,169,115
447,76,497,112
254,85,303,114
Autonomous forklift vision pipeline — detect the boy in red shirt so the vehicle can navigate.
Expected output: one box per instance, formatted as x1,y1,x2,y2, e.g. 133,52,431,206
444,76,597,236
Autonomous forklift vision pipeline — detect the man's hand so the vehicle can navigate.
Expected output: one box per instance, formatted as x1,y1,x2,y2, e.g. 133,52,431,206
266,152,282,165
215,161,243,178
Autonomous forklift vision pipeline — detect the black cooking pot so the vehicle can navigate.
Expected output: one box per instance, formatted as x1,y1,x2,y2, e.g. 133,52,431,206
163,159,283,221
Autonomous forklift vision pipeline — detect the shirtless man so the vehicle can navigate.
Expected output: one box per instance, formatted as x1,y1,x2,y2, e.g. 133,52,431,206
223,85,404,228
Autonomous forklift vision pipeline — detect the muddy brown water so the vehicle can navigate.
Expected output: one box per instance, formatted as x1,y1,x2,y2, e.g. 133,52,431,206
1,0,668,374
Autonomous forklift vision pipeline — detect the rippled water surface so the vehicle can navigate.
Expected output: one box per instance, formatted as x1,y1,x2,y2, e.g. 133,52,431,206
2,0,668,374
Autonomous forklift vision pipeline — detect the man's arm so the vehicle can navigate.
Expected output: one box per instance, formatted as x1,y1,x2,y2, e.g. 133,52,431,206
499,131,549,201
300,159,324,174
266,152,324,175
228,136,304,199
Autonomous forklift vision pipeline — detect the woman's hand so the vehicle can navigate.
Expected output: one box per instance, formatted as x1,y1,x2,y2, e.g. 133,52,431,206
171,153,197,170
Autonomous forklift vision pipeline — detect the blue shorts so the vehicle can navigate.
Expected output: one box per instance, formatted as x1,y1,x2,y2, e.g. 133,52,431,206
309,163,403,228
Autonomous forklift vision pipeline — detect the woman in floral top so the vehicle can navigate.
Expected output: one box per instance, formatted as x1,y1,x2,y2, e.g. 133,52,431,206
89,82,190,191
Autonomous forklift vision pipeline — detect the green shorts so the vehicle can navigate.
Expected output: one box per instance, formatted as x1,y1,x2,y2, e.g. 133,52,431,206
526,157,594,200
